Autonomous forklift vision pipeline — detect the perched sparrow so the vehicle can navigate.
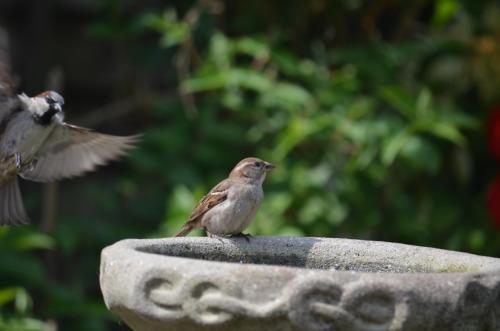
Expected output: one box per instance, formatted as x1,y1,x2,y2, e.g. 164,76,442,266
175,157,275,239
0,62,138,225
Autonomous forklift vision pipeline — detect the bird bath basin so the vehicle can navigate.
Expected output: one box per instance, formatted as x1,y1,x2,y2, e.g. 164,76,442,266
99,237,500,331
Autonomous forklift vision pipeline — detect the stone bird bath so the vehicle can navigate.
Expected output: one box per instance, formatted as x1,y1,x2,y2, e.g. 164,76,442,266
99,237,500,331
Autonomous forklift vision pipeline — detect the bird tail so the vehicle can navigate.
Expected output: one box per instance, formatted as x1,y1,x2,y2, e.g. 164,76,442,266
174,224,194,237
0,177,29,225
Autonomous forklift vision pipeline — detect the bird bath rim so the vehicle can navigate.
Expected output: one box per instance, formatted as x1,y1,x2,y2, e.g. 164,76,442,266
106,236,500,274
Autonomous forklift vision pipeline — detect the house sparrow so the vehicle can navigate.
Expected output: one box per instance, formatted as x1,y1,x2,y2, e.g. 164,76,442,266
0,62,139,225
175,157,275,239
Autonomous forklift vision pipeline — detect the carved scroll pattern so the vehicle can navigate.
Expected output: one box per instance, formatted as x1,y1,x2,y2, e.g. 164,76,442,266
455,278,500,330
144,274,409,330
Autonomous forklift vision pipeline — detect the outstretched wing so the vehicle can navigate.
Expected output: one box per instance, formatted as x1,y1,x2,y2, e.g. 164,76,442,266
20,123,139,182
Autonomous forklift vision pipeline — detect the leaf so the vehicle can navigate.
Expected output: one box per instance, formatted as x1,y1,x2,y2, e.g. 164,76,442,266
10,233,55,251
432,0,460,28
0,288,18,306
210,32,231,68
272,115,328,160
379,86,416,119
273,118,311,160
0,316,55,331
182,70,229,92
140,10,190,47
437,111,480,129
229,68,272,91
233,37,269,58
14,288,31,314
262,81,313,109
415,88,432,119
426,122,466,145
272,51,303,77
382,129,412,165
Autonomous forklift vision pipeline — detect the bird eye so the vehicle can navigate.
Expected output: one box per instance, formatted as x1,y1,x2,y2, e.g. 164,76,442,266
46,97,56,104
254,161,263,167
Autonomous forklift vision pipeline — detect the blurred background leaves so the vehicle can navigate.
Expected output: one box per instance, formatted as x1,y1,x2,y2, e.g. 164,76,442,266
0,0,500,329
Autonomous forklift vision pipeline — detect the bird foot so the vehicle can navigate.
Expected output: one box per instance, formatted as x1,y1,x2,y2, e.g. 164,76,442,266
231,232,252,242
27,158,38,171
207,232,253,242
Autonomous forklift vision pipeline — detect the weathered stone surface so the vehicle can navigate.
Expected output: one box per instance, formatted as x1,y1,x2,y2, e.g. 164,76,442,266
99,237,500,331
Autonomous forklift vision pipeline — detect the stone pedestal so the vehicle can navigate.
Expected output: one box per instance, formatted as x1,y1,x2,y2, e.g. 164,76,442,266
99,237,500,331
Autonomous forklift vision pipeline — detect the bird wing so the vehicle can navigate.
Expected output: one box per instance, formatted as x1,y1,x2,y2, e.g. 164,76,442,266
0,29,15,99
0,62,14,99
19,123,139,182
187,179,231,223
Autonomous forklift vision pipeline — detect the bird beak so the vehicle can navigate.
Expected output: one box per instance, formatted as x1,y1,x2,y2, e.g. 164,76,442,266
264,162,275,172
54,104,62,112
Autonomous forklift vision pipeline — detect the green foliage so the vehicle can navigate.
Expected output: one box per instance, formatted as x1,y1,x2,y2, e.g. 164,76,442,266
0,229,56,331
141,10,191,48
138,8,488,252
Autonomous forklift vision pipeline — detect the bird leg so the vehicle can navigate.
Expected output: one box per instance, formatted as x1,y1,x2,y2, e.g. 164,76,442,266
206,231,226,244
13,154,37,172
14,153,21,168
0,154,19,176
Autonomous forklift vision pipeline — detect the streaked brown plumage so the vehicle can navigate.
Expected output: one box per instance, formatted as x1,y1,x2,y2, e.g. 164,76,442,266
175,157,275,238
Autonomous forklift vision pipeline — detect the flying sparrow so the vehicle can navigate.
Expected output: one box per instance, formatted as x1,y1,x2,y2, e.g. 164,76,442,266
175,157,275,239
0,61,139,225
